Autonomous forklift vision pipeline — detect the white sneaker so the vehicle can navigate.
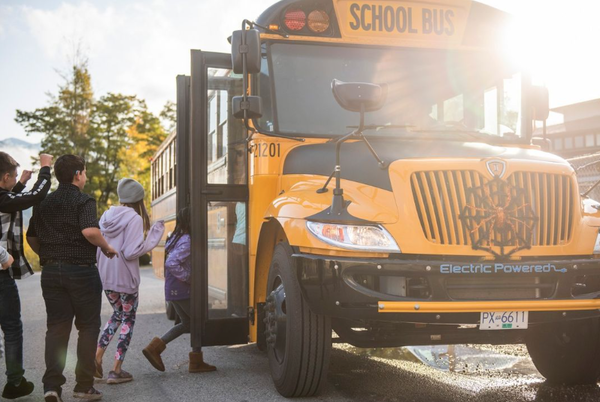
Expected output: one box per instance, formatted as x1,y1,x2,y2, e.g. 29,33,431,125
44,391,64,402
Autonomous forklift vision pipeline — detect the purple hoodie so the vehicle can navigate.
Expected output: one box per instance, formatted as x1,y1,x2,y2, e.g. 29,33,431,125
97,206,165,294
164,234,192,301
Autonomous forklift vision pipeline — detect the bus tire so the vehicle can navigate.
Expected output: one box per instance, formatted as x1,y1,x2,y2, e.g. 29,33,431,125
165,301,177,321
526,317,600,384
265,242,331,397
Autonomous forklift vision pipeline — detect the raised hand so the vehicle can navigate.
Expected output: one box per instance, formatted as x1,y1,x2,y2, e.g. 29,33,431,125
39,154,53,168
19,170,33,184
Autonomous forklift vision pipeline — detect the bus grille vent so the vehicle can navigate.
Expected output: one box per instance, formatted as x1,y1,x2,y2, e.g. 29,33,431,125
410,170,574,247
444,276,556,300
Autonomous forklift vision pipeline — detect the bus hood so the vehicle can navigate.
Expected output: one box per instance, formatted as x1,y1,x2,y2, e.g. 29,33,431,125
283,139,568,193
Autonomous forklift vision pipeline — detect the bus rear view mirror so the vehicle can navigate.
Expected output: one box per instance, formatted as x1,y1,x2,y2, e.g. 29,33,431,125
531,86,549,121
331,79,387,112
232,96,262,119
231,29,261,74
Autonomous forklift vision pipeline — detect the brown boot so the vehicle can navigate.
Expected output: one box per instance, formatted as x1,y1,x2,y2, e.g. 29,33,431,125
142,337,166,372
189,352,216,373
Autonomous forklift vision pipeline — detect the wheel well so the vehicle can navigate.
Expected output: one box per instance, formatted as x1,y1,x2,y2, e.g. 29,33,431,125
255,218,288,306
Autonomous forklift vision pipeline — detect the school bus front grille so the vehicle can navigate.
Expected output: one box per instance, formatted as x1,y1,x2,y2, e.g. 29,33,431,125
410,170,574,247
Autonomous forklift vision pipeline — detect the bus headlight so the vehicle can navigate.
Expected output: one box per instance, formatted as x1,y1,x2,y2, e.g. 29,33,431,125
306,222,400,252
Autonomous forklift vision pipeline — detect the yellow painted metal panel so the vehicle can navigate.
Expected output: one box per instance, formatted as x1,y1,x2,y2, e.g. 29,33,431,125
438,171,457,245
378,299,600,313
411,174,433,240
534,173,542,245
333,0,472,48
422,172,441,243
430,171,449,244
447,171,465,244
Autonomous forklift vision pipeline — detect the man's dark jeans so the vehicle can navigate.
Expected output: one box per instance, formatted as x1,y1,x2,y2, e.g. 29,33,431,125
0,270,25,386
41,263,102,394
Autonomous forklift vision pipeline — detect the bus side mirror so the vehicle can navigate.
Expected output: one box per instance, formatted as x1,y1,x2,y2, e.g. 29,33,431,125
331,79,387,112
531,86,549,121
232,96,262,119
231,29,261,74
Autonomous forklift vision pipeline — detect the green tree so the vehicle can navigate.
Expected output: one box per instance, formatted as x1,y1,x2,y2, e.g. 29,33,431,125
160,100,176,133
15,60,93,159
15,59,168,215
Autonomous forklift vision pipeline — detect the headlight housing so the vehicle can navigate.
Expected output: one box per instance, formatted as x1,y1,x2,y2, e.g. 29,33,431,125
306,221,400,252
594,231,600,254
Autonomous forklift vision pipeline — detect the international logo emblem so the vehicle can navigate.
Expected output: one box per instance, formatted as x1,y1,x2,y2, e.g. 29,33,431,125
485,159,506,179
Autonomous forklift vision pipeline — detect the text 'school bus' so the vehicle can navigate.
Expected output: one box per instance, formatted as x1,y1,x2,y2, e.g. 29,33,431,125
152,0,600,397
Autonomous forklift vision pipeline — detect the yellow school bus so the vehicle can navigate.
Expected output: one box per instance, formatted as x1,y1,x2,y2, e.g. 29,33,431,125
150,131,177,279
171,0,600,397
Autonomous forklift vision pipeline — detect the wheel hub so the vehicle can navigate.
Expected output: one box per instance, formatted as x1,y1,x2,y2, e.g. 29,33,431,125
264,281,287,363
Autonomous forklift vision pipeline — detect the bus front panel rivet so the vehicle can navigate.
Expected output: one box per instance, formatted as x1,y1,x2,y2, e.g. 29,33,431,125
379,303,384,309
436,315,441,320
335,301,340,306
426,266,431,271
414,304,420,310
562,312,567,317
377,265,382,270
334,264,339,270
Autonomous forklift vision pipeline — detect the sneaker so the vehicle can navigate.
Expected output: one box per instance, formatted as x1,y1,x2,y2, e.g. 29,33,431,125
2,377,34,399
44,390,64,402
73,387,103,400
107,370,133,384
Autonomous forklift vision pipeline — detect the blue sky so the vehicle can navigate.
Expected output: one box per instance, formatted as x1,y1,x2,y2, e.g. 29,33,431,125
1,0,599,143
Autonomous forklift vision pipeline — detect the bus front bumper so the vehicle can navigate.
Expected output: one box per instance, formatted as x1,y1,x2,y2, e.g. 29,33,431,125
292,253,600,325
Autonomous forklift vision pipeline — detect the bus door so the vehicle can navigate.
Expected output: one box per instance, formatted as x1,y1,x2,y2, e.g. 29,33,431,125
175,74,190,212
189,50,249,347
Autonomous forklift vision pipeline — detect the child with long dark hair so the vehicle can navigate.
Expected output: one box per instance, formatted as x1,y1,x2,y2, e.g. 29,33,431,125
95,178,165,384
142,206,216,373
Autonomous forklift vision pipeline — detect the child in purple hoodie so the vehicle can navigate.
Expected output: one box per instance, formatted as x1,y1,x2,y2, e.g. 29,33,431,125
142,207,216,374
94,178,165,384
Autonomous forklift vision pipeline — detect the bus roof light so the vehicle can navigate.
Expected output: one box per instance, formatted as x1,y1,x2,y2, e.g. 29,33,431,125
307,10,330,33
284,8,306,31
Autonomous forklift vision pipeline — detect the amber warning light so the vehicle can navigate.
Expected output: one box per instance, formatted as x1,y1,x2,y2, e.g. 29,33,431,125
284,7,331,34
308,10,330,33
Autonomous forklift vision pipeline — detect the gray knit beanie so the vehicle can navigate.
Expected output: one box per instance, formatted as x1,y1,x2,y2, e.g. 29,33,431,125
117,178,145,203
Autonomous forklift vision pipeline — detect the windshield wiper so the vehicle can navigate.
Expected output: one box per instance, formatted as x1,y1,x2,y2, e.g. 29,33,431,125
346,124,415,130
410,124,486,141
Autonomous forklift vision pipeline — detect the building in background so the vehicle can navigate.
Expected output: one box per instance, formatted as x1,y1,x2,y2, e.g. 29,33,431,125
536,99,600,158
535,99,600,200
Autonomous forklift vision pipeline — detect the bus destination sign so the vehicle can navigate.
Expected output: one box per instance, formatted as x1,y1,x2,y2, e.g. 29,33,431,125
334,0,471,46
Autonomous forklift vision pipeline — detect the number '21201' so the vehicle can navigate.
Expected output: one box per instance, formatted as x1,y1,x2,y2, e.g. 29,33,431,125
254,143,281,158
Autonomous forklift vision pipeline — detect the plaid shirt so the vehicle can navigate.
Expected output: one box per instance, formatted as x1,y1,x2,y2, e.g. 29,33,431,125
0,166,51,279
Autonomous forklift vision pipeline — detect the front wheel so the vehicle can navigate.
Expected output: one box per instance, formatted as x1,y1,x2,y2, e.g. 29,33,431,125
264,242,331,397
526,317,600,384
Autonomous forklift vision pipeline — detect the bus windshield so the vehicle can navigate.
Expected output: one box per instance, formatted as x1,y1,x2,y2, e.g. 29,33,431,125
257,42,523,141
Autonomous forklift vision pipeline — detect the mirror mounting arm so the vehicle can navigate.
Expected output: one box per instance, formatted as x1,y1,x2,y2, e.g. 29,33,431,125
352,104,387,169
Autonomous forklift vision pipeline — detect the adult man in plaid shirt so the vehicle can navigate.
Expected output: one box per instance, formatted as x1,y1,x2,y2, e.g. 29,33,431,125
0,151,52,399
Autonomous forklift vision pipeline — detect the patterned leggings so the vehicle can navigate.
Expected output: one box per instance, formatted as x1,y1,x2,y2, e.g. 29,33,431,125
97,290,139,361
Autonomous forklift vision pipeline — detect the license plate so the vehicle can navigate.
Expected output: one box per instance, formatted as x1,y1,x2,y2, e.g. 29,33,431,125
479,311,528,330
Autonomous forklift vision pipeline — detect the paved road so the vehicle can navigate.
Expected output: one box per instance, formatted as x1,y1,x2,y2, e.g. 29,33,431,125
5,268,600,401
